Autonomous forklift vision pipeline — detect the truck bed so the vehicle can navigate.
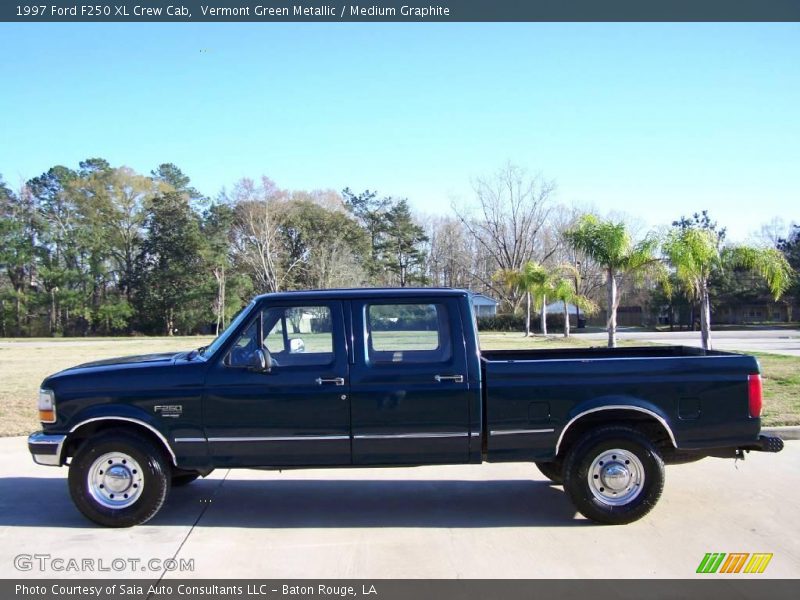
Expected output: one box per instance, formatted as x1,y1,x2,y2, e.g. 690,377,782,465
480,345,761,462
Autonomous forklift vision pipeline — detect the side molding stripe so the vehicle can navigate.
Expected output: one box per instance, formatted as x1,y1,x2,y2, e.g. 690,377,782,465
490,428,555,436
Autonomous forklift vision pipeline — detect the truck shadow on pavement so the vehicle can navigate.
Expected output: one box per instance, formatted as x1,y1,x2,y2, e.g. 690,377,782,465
0,476,585,528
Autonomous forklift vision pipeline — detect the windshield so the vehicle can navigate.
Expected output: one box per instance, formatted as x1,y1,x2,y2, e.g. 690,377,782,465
201,301,257,358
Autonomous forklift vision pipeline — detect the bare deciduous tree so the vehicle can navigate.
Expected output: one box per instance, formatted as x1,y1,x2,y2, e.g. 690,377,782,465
453,163,557,307
228,177,300,293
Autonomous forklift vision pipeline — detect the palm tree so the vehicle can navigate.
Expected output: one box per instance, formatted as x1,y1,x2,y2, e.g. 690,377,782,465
495,261,549,337
564,215,664,348
662,228,793,351
551,276,599,338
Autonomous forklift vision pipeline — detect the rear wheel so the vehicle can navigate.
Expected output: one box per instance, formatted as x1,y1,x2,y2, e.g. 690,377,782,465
68,429,170,527
535,460,563,484
563,425,664,525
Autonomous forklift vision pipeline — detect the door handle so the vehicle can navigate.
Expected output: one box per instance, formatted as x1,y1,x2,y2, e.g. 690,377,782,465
316,377,345,386
434,374,464,383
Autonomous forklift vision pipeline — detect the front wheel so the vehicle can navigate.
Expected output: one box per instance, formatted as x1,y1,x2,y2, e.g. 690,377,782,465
68,429,171,527
563,425,664,525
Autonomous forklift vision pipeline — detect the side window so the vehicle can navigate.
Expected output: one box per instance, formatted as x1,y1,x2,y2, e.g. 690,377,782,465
262,305,334,367
367,303,451,364
225,320,260,367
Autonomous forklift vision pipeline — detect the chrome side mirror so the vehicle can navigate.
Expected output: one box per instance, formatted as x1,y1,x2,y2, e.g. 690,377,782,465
289,338,305,354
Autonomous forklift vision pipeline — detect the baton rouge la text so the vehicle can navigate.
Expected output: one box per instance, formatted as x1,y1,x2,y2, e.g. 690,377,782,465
17,584,379,597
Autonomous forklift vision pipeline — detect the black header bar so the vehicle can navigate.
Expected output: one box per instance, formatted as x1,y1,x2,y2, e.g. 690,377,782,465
3,1,800,23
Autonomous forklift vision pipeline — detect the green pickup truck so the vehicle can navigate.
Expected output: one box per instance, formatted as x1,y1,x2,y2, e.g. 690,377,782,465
28,288,783,527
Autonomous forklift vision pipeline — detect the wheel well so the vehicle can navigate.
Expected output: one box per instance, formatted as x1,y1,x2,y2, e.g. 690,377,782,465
556,409,674,459
63,419,176,466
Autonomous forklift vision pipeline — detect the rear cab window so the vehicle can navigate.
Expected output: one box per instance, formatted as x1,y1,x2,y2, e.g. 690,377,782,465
366,303,452,364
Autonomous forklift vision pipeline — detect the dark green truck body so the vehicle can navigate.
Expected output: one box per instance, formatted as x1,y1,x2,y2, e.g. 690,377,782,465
26,288,782,526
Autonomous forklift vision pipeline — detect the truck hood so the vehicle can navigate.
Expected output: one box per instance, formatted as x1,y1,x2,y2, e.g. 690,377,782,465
68,352,184,370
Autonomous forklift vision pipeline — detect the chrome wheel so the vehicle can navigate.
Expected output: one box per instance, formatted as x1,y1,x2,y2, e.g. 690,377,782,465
587,448,644,506
87,452,144,509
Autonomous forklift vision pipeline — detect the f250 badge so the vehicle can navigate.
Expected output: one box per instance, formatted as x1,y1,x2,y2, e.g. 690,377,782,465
153,405,183,418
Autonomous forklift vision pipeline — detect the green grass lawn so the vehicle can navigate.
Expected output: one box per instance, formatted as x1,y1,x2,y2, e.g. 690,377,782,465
0,332,796,436
749,353,800,427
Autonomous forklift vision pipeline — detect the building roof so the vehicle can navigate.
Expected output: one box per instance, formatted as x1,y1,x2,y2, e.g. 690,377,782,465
471,293,499,306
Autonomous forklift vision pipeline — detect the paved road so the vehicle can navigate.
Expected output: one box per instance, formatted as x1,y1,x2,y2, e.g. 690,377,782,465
575,329,800,356
0,437,797,579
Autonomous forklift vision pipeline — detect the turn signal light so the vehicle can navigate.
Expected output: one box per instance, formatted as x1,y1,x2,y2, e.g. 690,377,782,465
748,374,763,418
38,389,56,424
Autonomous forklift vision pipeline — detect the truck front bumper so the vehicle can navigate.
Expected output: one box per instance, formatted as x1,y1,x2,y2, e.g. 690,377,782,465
28,431,66,466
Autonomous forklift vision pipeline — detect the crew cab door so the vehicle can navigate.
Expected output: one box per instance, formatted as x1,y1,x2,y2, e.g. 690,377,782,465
349,298,470,465
203,300,350,467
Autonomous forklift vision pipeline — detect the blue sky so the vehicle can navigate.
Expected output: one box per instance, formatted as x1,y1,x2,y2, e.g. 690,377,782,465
1,23,798,241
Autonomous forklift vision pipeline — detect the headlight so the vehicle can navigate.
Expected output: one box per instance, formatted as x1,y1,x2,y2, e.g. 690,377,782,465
38,389,56,423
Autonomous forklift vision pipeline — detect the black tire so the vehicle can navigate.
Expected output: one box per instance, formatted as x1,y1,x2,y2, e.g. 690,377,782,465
563,425,665,525
68,429,171,527
535,460,564,484
171,473,200,487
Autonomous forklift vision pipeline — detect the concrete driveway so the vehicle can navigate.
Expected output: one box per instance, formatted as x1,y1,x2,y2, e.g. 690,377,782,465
576,329,800,356
0,436,798,579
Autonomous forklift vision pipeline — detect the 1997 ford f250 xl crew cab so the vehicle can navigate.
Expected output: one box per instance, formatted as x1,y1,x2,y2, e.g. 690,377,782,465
28,288,784,527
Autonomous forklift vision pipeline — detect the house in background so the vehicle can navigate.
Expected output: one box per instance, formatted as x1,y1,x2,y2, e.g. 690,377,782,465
471,293,499,317
545,301,581,327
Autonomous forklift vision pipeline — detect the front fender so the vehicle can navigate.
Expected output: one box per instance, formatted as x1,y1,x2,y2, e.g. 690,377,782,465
65,405,178,466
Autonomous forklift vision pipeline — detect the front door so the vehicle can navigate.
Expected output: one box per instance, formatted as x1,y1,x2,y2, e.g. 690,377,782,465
349,298,471,465
204,300,350,467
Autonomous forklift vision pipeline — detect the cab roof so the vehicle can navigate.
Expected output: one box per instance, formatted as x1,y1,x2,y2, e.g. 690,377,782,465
254,287,471,302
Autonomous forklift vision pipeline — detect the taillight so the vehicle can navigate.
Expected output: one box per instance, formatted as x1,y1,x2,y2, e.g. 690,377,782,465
748,374,762,418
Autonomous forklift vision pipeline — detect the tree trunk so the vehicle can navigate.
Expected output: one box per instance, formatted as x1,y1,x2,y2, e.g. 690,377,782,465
563,300,570,338
15,289,22,336
220,266,226,331
50,288,56,336
607,268,617,348
541,294,547,336
700,284,712,351
214,266,226,336
525,291,531,337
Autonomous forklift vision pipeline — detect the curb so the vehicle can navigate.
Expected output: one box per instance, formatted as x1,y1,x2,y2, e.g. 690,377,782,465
762,426,800,440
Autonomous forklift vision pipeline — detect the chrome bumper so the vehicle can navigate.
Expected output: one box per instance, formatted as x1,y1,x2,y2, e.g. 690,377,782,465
28,431,66,466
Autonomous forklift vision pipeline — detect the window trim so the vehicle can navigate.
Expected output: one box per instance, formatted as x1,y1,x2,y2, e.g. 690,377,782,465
365,301,451,365
223,303,337,370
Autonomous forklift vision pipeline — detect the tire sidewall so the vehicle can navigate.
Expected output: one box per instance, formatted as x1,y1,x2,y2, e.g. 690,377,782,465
68,433,170,527
564,427,664,525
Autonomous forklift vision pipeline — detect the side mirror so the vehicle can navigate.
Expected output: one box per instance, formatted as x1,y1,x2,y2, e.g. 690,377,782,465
289,338,305,354
247,349,271,373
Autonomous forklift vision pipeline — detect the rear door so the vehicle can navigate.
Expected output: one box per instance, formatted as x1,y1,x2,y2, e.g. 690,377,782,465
349,298,470,465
